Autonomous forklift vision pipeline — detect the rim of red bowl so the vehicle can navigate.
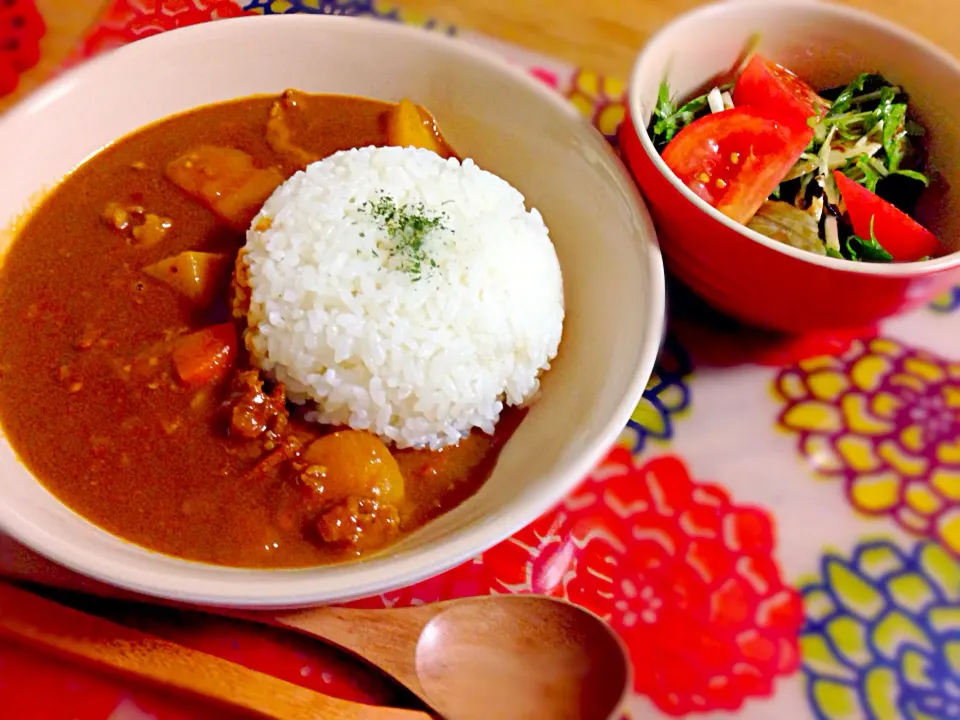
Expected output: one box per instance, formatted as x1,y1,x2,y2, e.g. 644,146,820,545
626,0,960,278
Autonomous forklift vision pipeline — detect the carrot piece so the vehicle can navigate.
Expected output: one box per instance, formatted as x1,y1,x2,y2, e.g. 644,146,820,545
172,324,238,387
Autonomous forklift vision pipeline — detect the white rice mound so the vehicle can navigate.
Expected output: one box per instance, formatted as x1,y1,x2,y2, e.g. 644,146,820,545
243,145,564,449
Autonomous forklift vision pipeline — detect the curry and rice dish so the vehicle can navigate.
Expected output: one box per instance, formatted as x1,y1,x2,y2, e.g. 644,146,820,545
0,92,564,568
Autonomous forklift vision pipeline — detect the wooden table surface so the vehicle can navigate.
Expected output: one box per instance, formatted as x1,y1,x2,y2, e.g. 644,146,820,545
3,0,960,113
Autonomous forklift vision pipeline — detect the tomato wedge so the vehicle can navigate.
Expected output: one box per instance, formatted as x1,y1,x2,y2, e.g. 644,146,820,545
833,171,940,262
172,323,239,387
733,54,829,129
662,107,812,224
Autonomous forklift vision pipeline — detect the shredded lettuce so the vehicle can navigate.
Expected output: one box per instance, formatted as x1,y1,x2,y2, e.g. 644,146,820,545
788,74,928,196
775,72,929,260
647,81,733,153
844,218,893,262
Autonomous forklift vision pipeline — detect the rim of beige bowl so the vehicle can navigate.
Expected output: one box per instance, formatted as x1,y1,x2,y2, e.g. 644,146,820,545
628,0,960,277
0,14,666,607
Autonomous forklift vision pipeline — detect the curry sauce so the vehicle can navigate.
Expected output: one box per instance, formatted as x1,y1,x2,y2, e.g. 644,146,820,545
0,93,518,568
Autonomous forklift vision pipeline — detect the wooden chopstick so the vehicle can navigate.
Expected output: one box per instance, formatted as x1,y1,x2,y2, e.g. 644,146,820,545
0,580,429,720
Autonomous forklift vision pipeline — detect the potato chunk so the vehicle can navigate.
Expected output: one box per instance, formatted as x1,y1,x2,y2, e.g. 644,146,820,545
384,99,453,158
166,146,284,228
301,430,405,506
143,251,231,306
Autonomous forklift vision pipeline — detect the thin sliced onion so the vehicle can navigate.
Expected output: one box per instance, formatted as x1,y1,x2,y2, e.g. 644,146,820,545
818,125,838,190
817,125,841,252
707,87,725,114
825,215,841,252
809,194,824,223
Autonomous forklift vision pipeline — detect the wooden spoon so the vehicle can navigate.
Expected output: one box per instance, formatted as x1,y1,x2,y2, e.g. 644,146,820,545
250,595,630,720
2,564,631,720
0,580,428,720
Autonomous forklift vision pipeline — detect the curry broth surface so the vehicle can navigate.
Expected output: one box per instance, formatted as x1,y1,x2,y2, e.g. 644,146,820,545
0,93,516,568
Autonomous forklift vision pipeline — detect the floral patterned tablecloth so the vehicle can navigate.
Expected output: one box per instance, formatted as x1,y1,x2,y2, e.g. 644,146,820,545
2,2,959,719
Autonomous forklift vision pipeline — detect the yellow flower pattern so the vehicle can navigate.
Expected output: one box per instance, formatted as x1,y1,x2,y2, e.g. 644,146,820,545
775,338,960,554
567,69,626,140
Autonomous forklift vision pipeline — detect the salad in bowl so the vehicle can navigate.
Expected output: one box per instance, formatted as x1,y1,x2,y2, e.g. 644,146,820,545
649,51,940,263
620,0,960,333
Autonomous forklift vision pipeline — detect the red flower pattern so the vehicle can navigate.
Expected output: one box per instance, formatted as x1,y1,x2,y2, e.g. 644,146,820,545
70,0,249,62
528,66,560,89
348,449,803,716
0,0,45,96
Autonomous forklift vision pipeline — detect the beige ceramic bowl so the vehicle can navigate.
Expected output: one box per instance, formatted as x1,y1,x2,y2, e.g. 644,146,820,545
0,15,664,607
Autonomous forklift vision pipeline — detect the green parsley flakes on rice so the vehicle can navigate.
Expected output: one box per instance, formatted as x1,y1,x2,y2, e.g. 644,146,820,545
241,146,564,449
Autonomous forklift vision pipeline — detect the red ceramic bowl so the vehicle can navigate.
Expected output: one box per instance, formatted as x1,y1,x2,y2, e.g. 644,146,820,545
621,0,960,333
